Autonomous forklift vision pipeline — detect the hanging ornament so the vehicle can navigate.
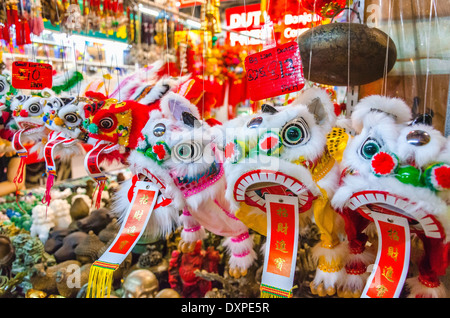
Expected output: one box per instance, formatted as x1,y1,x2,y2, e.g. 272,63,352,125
301,0,349,19
200,0,221,35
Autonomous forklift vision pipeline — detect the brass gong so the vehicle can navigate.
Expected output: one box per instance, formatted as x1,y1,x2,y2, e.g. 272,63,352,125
297,22,397,86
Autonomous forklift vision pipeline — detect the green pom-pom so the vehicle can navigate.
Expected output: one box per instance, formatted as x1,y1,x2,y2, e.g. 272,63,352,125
88,123,99,134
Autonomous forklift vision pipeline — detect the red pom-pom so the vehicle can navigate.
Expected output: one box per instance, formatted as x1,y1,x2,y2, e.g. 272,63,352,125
433,165,450,190
371,152,398,176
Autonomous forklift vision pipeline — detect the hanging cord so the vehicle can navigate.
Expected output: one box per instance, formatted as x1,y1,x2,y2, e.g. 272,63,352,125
115,55,121,101
73,41,83,99
423,0,434,116
178,0,197,79
307,1,317,83
382,0,393,96
96,43,107,95
347,4,350,95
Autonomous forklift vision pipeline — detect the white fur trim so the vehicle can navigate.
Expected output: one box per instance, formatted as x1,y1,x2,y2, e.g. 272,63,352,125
222,233,254,256
227,247,257,271
351,95,412,133
180,211,207,243
311,241,348,264
312,267,346,290
340,271,370,293
397,123,448,168
406,276,448,298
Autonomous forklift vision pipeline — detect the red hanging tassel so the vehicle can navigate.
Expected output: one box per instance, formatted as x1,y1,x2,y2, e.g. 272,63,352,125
23,19,31,44
13,155,27,214
93,178,107,209
42,172,56,206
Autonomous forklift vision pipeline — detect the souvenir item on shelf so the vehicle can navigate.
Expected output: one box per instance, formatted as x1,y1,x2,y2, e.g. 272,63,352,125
168,240,220,298
30,204,55,244
29,0,45,36
49,199,72,229
53,231,89,263
69,195,91,221
11,232,56,293
296,19,397,86
30,260,81,295
122,269,159,298
108,60,166,102
40,0,66,27
74,230,106,264
61,3,83,32
331,95,450,298
44,228,75,255
155,288,181,298
223,87,348,297
76,208,113,235
55,262,92,298
98,218,120,243
0,234,15,276
126,86,256,278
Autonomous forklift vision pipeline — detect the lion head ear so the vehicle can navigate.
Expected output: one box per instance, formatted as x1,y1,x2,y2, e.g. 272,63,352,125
182,111,201,128
261,104,278,114
293,87,336,129
60,96,77,106
307,97,327,125
161,91,200,122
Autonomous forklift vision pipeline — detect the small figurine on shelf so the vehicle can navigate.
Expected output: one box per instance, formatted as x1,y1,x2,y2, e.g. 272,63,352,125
168,240,220,298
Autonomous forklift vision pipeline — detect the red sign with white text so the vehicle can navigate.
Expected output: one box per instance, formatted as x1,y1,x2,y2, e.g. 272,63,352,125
225,3,264,47
244,41,304,101
12,61,52,90
225,3,322,46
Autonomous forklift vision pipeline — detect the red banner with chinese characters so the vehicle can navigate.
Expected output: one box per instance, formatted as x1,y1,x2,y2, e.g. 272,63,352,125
109,188,156,254
244,41,305,101
86,181,159,298
266,199,297,277
261,195,299,298
362,212,410,298
12,61,53,90
98,181,159,261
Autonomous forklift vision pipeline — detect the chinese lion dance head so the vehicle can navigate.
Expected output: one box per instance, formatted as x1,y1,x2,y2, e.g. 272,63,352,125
223,87,349,295
332,95,450,298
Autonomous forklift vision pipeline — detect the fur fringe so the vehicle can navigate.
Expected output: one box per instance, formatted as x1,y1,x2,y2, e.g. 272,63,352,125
180,212,207,243
406,276,448,298
222,233,254,256
312,267,347,290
